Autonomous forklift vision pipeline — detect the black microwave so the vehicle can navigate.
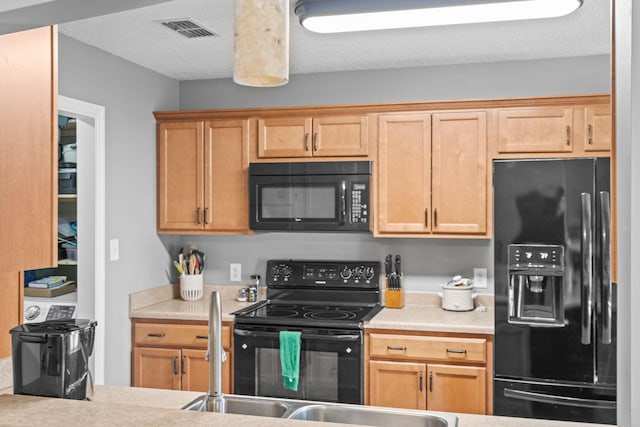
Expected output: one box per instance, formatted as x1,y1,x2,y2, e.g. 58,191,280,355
249,161,371,232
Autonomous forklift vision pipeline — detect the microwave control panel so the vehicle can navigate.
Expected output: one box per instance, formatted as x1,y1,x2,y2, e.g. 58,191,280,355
350,183,369,224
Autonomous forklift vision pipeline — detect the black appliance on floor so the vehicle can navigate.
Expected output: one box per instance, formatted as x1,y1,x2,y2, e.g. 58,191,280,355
493,158,616,424
11,319,97,400
233,259,381,404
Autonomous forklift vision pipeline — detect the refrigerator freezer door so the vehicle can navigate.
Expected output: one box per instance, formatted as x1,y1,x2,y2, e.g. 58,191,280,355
494,378,616,424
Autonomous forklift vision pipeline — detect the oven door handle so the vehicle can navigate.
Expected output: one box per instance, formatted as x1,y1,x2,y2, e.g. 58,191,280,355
234,328,361,341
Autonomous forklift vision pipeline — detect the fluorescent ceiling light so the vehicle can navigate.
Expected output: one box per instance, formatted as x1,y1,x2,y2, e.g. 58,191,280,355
295,0,583,34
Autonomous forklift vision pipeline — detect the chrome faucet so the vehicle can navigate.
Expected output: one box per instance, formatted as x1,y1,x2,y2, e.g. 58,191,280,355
205,291,226,413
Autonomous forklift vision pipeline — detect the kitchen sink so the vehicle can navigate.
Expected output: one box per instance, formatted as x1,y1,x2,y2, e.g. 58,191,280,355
182,394,458,426
287,404,457,427
182,394,291,418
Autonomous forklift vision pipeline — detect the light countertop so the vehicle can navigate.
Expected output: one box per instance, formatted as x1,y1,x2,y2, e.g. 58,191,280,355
129,285,494,335
0,385,607,427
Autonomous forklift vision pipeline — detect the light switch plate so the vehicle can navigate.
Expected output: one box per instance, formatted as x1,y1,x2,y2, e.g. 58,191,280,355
473,268,487,288
230,263,241,282
110,239,119,262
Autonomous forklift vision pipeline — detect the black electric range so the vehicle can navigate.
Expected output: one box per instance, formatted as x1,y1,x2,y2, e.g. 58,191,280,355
233,259,382,329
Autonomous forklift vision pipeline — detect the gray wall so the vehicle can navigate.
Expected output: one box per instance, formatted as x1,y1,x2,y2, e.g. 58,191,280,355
58,34,180,387
176,54,611,295
180,55,611,109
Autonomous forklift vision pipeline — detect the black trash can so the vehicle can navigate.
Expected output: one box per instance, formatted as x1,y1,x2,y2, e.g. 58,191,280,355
11,319,97,400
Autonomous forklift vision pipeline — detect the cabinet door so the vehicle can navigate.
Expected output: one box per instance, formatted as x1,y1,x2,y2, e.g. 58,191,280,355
133,347,181,390
0,272,22,358
258,117,312,158
426,364,486,414
0,27,57,272
431,112,487,234
377,114,432,233
157,121,205,231
584,105,612,152
497,108,573,153
312,116,368,157
369,360,427,410
204,120,250,232
180,349,232,393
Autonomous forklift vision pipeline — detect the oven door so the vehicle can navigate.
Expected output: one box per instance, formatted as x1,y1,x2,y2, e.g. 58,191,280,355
233,325,363,404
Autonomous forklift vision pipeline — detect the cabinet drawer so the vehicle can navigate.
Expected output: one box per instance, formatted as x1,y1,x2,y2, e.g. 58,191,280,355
134,322,231,349
370,334,486,363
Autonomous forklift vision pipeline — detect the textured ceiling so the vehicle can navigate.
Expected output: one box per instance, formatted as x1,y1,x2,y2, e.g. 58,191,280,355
56,0,610,82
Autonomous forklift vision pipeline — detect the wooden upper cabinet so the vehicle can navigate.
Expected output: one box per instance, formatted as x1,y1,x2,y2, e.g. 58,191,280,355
312,116,368,157
584,105,612,152
0,27,58,272
157,121,204,231
157,119,251,234
257,115,368,159
204,120,250,232
377,113,432,233
376,111,488,237
258,117,312,158
497,107,573,154
431,112,487,234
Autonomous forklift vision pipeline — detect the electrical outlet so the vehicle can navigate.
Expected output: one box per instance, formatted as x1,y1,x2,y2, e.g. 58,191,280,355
473,268,487,288
230,263,242,282
109,239,119,262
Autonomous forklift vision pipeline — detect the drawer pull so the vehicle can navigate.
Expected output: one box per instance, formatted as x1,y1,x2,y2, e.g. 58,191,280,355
173,357,178,375
387,346,407,351
419,371,424,391
181,356,186,374
446,348,467,354
147,333,165,338
429,371,433,392
196,335,209,340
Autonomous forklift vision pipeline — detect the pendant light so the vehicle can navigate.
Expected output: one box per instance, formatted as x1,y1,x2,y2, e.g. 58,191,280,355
234,0,289,87
295,0,583,34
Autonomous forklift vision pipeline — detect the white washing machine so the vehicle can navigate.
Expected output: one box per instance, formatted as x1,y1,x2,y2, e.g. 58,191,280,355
23,291,78,323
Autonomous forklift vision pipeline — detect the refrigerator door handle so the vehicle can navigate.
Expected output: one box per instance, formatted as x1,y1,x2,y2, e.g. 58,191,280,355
508,275,515,318
599,190,612,345
503,388,616,409
581,192,593,345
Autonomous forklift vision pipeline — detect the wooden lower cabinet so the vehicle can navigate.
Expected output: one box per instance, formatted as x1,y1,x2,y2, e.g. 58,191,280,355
131,320,232,393
370,360,427,410
367,330,492,415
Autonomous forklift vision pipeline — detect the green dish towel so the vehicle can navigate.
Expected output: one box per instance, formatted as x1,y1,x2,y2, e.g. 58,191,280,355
279,330,301,391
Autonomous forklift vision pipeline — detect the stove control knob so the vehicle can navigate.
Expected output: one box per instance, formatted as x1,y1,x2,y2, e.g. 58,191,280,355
352,266,364,279
340,266,352,279
363,267,375,280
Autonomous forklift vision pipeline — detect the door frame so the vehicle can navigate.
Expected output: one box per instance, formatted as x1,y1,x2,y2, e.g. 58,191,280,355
58,95,106,384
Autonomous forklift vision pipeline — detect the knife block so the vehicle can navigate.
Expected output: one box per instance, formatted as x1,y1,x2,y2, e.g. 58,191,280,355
385,277,405,309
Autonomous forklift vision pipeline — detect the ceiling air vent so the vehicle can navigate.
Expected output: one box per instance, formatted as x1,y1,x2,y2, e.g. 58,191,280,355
159,18,218,39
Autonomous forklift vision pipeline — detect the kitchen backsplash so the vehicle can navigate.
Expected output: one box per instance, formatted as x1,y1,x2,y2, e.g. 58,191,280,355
164,233,494,293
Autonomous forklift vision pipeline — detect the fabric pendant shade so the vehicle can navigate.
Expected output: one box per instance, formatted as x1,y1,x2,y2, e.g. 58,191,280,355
234,0,289,87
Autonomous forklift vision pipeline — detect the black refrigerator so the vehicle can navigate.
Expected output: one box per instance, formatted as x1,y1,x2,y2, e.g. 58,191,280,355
493,158,616,424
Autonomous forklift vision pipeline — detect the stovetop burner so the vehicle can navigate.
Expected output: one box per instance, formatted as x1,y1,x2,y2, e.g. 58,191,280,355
234,260,382,329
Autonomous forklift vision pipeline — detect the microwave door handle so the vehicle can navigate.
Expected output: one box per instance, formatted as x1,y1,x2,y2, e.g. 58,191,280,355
339,181,347,225
581,192,593,345
599,191,612,344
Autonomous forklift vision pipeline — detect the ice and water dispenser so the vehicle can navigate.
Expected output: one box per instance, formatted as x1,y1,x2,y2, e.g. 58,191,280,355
507,244,566,326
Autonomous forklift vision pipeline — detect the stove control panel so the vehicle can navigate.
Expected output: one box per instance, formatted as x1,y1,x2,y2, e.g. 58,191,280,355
266,260,380,288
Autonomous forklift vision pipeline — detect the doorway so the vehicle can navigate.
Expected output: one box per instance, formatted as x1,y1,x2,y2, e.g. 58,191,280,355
58,95,106,384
